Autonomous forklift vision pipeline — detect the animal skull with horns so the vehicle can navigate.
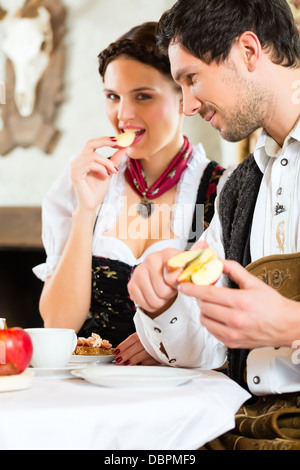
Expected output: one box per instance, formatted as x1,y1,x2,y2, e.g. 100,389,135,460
0,0,53,117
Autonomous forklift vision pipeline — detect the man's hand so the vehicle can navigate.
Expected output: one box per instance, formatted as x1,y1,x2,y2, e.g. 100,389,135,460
178,259,300,349
128,241,208,318
128,248,181,317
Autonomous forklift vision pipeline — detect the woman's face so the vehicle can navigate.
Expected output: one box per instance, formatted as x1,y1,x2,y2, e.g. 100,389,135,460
103,57,183,159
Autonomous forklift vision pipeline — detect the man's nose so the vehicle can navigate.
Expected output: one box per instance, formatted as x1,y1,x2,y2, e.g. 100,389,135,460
182,91,203,116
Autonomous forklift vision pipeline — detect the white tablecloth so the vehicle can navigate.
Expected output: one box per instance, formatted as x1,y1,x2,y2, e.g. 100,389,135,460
0,365,250,450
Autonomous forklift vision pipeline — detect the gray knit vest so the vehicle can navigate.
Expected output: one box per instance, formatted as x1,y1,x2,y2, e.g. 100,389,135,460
219,153,263,391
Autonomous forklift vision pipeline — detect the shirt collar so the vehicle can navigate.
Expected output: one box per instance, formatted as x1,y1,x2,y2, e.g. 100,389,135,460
253,117,300,173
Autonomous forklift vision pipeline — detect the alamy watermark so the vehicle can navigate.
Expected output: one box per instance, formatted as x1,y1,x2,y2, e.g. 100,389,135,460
98,200,205,246
0,80,5,105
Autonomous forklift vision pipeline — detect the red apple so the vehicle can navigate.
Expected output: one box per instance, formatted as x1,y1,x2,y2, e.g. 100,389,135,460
0,328,33,376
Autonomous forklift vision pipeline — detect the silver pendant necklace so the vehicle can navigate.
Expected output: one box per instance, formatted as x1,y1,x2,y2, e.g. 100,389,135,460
137,192,154,218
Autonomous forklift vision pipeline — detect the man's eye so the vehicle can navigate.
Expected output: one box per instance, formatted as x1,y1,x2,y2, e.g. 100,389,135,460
186,74,195,85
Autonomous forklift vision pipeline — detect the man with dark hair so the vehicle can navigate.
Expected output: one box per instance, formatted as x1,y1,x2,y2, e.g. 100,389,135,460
128,0,300,449
158,0,300,67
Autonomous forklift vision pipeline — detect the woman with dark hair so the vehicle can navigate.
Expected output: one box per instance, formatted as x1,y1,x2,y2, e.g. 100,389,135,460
34,22,226,364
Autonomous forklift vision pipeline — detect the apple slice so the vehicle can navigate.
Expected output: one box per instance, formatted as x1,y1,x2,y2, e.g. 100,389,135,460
168,248,223,285
191,258,223,285
178,248,218,282
116,131,136,147
167,249,203,269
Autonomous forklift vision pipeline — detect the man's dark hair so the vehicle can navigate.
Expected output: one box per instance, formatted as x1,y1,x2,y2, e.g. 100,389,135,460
157,0,300,67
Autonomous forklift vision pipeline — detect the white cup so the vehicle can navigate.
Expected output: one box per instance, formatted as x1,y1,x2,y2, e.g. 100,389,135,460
25,328,77,368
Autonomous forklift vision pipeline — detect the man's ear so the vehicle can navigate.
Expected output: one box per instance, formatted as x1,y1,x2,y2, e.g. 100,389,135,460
238,31,261,72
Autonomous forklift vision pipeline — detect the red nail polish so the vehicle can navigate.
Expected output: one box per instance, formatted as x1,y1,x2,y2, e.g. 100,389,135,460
115,356,122,363
110,137,117,142
123,359,131,366
114,166,119,172
114,349,120,355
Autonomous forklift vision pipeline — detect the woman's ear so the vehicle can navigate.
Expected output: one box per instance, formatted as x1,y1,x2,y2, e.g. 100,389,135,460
238,31,261,72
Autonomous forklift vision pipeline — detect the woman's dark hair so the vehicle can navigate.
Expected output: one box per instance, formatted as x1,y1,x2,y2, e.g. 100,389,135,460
157,0,300,67
98,21,174,80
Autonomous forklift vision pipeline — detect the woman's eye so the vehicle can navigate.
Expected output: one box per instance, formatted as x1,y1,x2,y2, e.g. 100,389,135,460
136,93,152,101
106,93,119,101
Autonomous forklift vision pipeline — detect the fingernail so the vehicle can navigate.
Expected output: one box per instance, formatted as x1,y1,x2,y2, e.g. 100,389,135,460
114,166,119,172
110,137,117,142
124,359,131,366
115,356,122,363
114,349,120,355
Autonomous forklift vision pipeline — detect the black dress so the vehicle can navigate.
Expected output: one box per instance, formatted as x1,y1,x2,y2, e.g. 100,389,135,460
77,161,225,347
77,256,136,347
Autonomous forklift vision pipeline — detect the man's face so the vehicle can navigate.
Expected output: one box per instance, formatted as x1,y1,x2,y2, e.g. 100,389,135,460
169,41,267,142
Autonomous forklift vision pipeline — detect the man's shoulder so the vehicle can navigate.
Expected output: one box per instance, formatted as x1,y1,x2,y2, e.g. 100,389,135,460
221,153,261,191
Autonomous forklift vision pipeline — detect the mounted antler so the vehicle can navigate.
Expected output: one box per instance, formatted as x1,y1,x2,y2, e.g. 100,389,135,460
0,0,26,17
0,0,66,154
1,5,53,117
20,0,43,18
0,8,6,20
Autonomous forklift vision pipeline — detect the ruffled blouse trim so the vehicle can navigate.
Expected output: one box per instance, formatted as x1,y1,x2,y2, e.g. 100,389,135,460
32,254,60,282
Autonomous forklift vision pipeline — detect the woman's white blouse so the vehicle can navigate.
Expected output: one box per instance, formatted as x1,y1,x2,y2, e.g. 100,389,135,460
33,143,213,281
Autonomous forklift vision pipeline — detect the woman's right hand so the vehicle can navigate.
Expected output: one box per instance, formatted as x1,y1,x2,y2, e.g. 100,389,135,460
70,136,127,213
114,333,160,366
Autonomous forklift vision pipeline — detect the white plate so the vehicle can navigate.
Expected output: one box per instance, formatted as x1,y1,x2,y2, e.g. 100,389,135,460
71,365,202,388
0,369,35,392
30,363,91,378
69,354,115,364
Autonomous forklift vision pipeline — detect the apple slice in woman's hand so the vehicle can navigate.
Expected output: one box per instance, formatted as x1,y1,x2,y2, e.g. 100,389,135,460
116,131,136,147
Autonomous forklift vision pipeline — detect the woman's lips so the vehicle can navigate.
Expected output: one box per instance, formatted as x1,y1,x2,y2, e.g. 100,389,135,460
132,129,145,144
121,128,145,145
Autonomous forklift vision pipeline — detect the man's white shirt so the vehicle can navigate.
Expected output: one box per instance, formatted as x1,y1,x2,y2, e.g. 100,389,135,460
134,122,300,395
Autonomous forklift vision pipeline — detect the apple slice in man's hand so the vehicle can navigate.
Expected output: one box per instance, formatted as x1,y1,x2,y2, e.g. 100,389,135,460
167,248,223,286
